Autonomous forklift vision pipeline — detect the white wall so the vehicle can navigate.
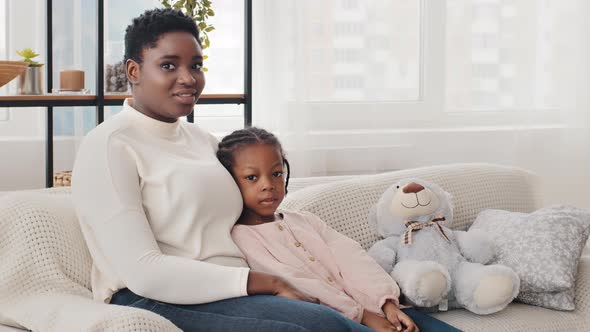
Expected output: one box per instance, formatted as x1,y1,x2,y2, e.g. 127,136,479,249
0,137,79,191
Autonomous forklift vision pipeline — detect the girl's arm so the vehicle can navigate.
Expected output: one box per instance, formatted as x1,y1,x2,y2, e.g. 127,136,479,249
72,135,249,304
232,226,365,322
302,211,401,314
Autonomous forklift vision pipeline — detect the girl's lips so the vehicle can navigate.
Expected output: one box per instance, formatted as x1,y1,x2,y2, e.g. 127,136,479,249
260,198,277,205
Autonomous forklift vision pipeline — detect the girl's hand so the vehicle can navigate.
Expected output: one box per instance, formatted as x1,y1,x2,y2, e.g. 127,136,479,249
246,271,319,304
362,310,401,332
382,300,420,332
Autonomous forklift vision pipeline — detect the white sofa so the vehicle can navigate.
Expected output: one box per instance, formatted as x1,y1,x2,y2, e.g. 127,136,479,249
1,163,588,331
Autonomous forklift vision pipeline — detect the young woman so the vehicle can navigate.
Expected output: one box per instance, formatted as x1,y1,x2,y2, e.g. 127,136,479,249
72,8,373,332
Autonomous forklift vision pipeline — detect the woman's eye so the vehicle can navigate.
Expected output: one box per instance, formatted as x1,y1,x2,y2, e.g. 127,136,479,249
192,63,203,71
161,63,176,71
245,175,257,181
272,171,284,177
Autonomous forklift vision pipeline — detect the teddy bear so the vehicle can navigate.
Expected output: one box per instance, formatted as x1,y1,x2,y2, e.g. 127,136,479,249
367,178,520,315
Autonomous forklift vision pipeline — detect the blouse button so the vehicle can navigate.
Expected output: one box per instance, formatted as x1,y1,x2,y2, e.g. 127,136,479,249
295,242,302,247
278,225,284,231
327,277,334,283
309,256,316,262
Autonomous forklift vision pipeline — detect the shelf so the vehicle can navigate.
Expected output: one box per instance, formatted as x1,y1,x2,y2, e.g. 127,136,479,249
103,93,245,105
0,94,97,107
0,93,246,107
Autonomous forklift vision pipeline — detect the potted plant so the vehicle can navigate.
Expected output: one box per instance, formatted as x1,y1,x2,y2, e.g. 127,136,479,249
16,48,44,94
161,0,215,72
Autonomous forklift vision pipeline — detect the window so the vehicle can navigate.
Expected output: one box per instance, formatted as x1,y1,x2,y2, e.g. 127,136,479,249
303,0,422,102
445,0,566,112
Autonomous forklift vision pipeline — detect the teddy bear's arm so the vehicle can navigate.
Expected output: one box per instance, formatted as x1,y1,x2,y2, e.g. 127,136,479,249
453,229,495,264
367,237,398,274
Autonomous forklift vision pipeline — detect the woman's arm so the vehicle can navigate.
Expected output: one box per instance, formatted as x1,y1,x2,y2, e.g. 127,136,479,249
72,135,249,304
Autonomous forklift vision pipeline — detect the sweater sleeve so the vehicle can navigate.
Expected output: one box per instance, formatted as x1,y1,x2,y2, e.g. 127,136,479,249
231,226,364,322
72,133,249,304
302,212,400,313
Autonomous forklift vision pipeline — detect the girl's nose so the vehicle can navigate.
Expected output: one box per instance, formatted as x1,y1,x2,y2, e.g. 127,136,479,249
261,178,275,191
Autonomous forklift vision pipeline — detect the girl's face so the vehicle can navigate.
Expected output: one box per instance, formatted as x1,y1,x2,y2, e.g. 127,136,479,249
232,143,286,222
126,31,205,123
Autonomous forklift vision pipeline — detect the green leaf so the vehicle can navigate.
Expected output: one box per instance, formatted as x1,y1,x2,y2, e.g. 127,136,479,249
203,26,215,32
203,55,208,60
161,0,171,8
207,9,215,16
173,0,184,10
198,22,206,30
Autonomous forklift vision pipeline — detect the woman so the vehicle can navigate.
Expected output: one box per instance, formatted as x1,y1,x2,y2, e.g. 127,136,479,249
72,8,374,332
72,8,460,332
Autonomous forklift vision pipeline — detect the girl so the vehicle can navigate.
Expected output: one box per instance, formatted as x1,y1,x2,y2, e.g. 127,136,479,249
218,127,462,332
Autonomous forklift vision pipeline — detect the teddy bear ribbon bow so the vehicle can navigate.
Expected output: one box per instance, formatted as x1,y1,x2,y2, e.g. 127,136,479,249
403,216,450,245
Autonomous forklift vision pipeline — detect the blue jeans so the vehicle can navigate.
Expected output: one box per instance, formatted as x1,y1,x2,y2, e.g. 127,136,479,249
111,288,462,332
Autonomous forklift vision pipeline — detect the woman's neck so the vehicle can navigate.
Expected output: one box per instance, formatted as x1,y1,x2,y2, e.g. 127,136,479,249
237,209,282,226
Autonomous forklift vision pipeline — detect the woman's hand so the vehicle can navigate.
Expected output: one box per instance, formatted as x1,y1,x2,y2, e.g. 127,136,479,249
246,271,319,304
382,300,419,332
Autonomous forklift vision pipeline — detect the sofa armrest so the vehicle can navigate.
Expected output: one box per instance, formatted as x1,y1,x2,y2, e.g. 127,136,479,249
575,256,590,313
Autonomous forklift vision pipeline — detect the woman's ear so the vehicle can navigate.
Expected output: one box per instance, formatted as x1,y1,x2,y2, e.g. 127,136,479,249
126,59,140,85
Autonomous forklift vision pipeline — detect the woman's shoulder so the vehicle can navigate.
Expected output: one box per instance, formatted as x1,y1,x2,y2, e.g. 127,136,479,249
180,122,219,150
79,112,134,150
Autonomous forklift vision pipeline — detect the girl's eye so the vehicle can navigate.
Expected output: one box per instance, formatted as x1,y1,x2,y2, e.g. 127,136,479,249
192,63,203,71
245,175,257,181
161,63,176,71
272,171,284,177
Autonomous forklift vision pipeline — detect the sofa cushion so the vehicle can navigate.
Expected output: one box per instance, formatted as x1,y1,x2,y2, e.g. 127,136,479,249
470,206,590,310
282,163,541,250
433,256,590,331
0,192,179,331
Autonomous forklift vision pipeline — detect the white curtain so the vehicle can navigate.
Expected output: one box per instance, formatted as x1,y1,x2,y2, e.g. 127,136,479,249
252,0,590,208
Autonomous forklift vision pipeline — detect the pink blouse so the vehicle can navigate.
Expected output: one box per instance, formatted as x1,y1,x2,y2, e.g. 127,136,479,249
231,210,400,322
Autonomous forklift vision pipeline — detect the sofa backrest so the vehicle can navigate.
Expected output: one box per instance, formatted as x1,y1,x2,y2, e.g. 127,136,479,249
282,163,542,250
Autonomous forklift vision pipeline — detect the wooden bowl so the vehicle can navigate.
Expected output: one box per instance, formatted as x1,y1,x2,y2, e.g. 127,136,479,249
0,61,28,88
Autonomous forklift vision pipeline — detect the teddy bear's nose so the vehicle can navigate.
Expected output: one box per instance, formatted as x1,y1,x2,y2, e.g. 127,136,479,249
403,182,425,194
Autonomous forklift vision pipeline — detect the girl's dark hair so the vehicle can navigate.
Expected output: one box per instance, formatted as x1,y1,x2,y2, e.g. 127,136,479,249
124,8,201,64
217,127,290,194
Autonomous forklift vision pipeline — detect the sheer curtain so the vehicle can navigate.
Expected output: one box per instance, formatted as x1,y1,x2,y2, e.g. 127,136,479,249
252,0,590,208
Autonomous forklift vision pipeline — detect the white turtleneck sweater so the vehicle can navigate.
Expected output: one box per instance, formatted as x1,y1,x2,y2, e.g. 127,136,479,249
72,99,249,304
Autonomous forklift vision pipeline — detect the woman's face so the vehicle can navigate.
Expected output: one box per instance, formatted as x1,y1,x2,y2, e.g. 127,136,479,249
231,143,286,221
126,31,205,123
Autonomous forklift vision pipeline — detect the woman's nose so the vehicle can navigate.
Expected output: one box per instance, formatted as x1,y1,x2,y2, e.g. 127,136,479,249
177,67,196,85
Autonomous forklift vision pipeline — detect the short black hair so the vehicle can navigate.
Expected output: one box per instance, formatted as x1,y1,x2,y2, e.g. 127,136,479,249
217,127,291,194
124,8,200,64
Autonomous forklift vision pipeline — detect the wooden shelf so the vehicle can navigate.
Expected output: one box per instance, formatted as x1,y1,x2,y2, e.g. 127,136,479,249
0,94,95,101
0,94,97,107
0,93,246,107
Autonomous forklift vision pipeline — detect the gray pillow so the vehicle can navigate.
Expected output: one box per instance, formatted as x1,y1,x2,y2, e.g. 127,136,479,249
470,205,590,310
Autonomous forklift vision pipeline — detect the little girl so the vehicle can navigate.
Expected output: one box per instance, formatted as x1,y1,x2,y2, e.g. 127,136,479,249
218,127,462,332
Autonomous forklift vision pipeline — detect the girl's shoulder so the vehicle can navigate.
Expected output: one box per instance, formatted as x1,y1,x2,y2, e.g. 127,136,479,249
280,210,325,228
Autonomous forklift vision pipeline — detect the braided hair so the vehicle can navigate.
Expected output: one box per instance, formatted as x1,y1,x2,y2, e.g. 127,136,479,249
217,127,290,194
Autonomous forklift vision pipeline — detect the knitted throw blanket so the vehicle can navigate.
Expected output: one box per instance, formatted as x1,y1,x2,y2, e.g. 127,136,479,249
0,190,180,331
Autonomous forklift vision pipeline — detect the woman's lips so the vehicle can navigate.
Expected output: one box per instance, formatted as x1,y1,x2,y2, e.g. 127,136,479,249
173,93,196,104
